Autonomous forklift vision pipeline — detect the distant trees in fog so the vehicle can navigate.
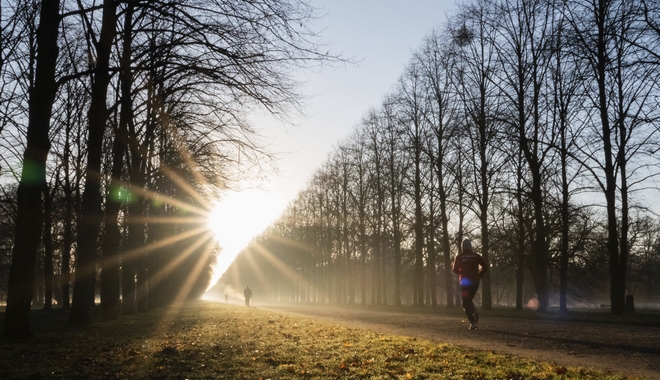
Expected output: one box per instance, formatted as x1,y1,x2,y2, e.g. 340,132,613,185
222,0,660,314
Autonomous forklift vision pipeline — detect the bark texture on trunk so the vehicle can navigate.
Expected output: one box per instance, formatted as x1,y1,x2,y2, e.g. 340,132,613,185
69,0,117,325
4,0,61,339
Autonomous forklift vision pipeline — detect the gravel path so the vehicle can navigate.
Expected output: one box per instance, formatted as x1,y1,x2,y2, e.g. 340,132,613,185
261,303,660,379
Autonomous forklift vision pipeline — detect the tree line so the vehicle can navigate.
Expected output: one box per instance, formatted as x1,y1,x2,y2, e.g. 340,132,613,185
0,0,335,338
220,0,660,314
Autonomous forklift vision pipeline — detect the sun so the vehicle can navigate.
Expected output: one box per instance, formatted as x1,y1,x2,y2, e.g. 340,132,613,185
205,189,284,288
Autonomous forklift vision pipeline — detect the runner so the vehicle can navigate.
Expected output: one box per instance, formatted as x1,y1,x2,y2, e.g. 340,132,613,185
452,239,488,329
244,286,253,307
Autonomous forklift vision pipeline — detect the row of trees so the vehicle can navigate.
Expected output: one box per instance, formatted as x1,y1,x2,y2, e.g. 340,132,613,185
0,0,336,338
221,0,660,314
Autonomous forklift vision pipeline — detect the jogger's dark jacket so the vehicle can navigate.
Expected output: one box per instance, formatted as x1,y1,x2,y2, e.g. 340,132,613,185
452,250,487,281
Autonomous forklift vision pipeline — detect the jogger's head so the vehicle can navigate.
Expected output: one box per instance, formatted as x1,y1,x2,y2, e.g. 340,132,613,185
462,239,472,252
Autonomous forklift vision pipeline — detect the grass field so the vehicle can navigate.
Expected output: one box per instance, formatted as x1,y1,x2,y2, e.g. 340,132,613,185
0,301,642,379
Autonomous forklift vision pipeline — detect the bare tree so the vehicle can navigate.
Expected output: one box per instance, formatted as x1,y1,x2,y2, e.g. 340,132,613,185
490,0,555,312
396,62,429,306
69,0,117,325
547,0,591,312
416,30,461,307
4,0,60,338
567,0,660,314
450,0,503,310
363,109,387,305
382,97,407,306
345,129,369,305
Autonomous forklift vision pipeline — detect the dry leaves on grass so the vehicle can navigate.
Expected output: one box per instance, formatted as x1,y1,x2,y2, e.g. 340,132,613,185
0,302,643,379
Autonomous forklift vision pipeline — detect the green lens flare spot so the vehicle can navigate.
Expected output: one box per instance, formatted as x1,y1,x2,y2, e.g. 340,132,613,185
21,160,43,184
110,186,133,203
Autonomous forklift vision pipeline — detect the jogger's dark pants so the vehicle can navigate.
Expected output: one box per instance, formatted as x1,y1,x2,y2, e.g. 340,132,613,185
460,278,480,323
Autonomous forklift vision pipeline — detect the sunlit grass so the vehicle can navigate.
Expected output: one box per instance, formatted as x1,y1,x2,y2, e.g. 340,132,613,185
0,301,640,379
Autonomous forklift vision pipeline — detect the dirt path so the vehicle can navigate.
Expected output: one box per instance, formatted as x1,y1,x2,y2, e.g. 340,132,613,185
260,304,660,379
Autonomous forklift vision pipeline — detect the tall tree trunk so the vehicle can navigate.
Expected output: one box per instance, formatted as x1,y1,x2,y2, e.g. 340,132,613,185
517,82,548,312
42,183,55,311
69,0,117,325
386,119,402,306
413,132,424,307
616,91,630,314
62,101,73,310
593,0,624,315
359,216,366,306
455,146,466,308
105,0,136,318
373,153,384,305
559,123,570,313
100,130,125,320
3,0,60,339
556,19,570,313
380,231,387,305
34,252,44,307
478,111,492,310
379,187,387,306
134,137,155,311
529,168,548,312
335,195,342,304
324,192,331,303
130,191,148,312
427,213,437,306
437,146,453,308
372,232,380,305
373,132,387,306
426,165,437,307
392,185,402,307
128,23,152,312
613,13,634,313
391,178,402,307
357,159,367,306
515,152,525,310
440,200,453,308
393,227,401,306
520,82,549,312
341,165,352,305
122,146,139,311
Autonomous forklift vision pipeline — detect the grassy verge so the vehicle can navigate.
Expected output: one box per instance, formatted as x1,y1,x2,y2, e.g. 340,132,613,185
0,301,641,379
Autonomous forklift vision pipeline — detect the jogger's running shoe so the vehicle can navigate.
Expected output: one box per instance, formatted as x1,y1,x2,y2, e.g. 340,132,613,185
469,313,479,329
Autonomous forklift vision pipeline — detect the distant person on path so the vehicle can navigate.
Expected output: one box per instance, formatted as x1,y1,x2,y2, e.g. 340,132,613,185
452,239,488,330
244,286,252,307
224,292,228,303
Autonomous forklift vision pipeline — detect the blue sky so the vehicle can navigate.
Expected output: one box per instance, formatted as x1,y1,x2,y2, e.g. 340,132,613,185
264,0,458,205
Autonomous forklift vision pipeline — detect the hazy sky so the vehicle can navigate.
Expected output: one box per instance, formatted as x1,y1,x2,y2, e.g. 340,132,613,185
208,1,458,286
